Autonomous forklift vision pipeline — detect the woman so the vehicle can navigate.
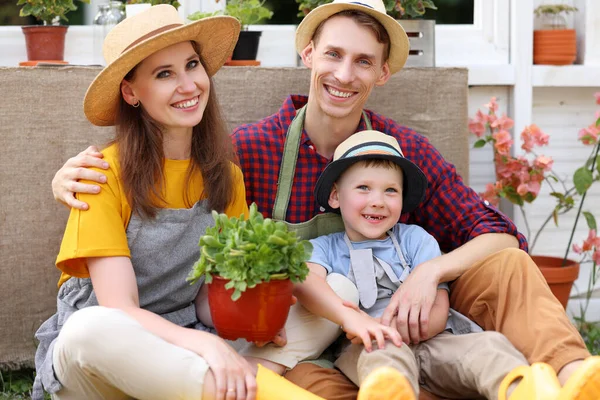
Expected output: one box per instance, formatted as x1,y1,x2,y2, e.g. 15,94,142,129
32,6,314,400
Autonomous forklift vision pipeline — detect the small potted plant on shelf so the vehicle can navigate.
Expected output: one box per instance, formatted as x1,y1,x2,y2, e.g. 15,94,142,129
533,4,579,65
125,0,180,19
469,93,600,311
187,203,312,342
188,0,273,64
17,0,90,63
294,0,437,66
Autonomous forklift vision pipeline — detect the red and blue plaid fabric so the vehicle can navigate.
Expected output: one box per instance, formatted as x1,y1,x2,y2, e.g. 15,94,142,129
232,95,528,253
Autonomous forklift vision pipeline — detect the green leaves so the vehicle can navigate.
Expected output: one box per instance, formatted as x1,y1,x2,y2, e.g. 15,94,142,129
473,139,487,149
18,0,89,25
187,203,312,301
583,211,597,231
574,167,594,195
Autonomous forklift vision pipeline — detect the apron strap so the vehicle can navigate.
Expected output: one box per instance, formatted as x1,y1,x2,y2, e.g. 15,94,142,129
344,234,378,309
272,107,372,221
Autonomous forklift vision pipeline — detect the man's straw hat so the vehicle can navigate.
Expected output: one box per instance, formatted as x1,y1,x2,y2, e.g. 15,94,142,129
295,0,410,74
84,5,240,126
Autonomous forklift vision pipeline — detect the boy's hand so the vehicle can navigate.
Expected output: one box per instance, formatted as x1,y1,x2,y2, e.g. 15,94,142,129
340,301,403,352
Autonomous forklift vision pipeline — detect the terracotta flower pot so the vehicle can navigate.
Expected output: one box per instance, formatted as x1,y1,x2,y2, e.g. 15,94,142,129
21,25,68,62
207,275,293,342
533,29,577,65
533,255,580,309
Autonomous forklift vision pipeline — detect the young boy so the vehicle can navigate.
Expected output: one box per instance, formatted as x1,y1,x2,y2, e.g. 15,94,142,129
294,130,564,400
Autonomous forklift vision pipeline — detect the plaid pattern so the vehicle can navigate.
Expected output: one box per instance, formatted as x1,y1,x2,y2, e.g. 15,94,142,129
232,95,528,253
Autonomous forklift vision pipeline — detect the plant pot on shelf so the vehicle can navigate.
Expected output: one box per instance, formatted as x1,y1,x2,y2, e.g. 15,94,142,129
533,29,577,65
231,30,261,61
21,25,68,62
208,275,293,342
533,255,580,309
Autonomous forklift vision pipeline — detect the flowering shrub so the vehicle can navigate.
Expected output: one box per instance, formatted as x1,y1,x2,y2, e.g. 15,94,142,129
470,94,600,314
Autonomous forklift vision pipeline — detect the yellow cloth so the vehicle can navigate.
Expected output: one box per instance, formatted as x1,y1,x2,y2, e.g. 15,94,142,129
56,144,248,287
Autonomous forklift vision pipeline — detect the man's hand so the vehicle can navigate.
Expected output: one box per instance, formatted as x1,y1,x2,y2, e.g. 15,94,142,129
340,301,403,352
381,262,440,344
52,146,109,210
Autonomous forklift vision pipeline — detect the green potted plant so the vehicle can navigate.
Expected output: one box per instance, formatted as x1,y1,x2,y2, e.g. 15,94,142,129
187,203,312,342
17,0,90,63
294,0,437,66
189,0,273,63
125,0,180,19
469,93,600,312
533,4,579,65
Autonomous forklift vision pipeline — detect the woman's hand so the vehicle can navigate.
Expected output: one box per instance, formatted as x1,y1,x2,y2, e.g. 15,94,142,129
192,331,257,400
52,145,108,210
340,301,403,352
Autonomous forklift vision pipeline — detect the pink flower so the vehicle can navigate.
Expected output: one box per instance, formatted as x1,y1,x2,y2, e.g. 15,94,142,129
578,125,599,145
595,92,600,105
594,248,600,265
521,124,549,152
493,130,513,156
573,243,583,254
534,155,553,172
490,114,514,131
581,230,600,253
481,183,500,207
485,97,499,113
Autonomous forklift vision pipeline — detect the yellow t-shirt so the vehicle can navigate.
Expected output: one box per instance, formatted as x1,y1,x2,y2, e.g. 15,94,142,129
56,144,249,286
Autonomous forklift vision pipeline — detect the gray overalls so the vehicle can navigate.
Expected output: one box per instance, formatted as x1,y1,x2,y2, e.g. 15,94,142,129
32,201,215,399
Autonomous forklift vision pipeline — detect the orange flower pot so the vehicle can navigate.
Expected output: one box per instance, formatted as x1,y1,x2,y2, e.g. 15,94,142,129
207,275,293,342
533,29,577,65
21,25,68,62
533,255,580,309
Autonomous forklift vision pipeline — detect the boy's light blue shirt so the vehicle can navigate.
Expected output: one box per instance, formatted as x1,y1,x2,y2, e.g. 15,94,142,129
309,223,448,291
309,223,482,334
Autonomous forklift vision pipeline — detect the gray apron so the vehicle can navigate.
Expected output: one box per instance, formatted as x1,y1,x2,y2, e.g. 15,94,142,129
272,105,372,240
343,231,483,335
32,201,215,399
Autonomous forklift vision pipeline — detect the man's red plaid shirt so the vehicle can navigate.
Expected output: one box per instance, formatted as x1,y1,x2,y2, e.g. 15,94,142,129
231,95,528,254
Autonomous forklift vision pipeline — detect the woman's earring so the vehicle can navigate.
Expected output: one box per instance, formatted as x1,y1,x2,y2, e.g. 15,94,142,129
132,100,140,108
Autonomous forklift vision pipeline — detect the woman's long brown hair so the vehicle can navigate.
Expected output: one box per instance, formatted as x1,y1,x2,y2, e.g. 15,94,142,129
114,49,236,219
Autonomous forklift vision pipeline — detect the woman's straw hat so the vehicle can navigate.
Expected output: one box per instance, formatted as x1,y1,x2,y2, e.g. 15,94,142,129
84,5,240,126
295,0,409,75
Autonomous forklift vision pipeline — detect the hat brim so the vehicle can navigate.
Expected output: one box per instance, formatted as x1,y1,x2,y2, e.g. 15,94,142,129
84,16,240,127
314,154,427,215
295,3,409,74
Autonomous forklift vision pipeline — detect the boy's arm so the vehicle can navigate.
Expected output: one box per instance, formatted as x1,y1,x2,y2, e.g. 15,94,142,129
294,262,403,351
422,288,450,341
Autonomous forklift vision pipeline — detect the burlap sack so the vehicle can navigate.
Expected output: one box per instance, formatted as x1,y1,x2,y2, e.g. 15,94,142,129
0,66,467,369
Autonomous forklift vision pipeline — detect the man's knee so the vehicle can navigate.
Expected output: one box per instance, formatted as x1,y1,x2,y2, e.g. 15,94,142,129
327,273,359,305
473,248,538,279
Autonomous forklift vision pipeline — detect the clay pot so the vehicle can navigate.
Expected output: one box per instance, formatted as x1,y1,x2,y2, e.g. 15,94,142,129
533,29,577,65
21,25,68,62
533,255,580,309
207,275,293,342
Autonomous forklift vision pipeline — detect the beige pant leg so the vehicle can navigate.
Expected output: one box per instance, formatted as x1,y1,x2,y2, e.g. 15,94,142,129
240,273,359,369
416,331,528,400
334,342,419,396
52,306,209,400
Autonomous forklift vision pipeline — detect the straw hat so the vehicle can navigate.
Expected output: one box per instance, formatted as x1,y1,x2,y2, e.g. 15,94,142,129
83,5,240,126
295,0,410,75
314,130,427,214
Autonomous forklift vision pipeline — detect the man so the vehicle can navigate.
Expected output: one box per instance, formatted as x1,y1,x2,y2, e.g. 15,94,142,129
52,1,599,398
